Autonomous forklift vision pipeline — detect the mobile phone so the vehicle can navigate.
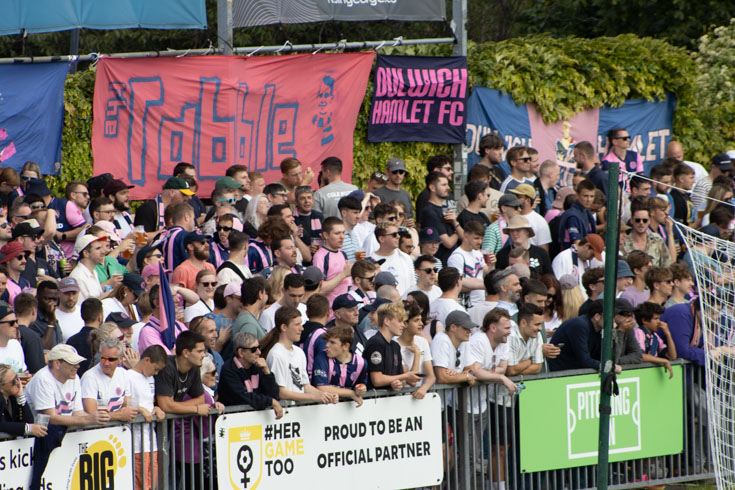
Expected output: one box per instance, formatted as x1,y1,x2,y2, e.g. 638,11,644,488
557,343,565,348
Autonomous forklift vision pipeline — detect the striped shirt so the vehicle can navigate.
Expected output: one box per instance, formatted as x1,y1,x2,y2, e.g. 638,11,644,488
342,228,358,262
482,218,509,253
312,352,367,388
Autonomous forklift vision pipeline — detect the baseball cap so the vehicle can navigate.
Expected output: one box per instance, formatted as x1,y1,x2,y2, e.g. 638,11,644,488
559,274,578,290
712,153,733,171
74,234,107,256
617,260,635,279
303,266,324,288
183,231,210,247
136,245,161,272
374,271,398,289
0,242,30,264
103,179,134,197
215,176,245,190
25,178,51,197
105,312,137,329
87,174,114,195
347,189,365,201
142,264,164,281
445,311,476,331
47,344,86,365
224,282,243,297
163,177,195,196
510,184,536,200
419,227,440,244
583,233,604,261
386,157,407,174
332,293,359,311
58,277,80,293
94,220,122,243
122,273,146,297
498,194,523,209
12,219,43,239
362,297,393,313
0,303,13,320
614,298,636,314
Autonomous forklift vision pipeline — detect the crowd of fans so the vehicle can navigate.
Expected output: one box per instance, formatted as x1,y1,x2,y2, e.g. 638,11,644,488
0,131,724,488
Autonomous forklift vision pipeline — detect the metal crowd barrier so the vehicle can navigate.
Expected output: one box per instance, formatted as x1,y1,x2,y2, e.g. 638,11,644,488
1,360,714,490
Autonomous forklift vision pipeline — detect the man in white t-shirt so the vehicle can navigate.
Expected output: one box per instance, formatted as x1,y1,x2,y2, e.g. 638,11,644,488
259,273,308,333
369,224,416,297
128,345,168,490
266,306,337,405
447,221,491,307
26,344,109,426
81,337,137,422
403,255,442,302
55,278,84,342
0,305,26,373
509,184,551,251
551,234,604,298
430,311,477,410
430,267,466,326
468,272,499,327
462,307,517,488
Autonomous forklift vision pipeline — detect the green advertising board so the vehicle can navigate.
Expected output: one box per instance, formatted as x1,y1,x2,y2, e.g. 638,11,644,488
518,365,683,473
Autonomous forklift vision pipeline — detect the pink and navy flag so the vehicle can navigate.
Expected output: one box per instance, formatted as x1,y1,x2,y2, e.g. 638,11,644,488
158,263,178,350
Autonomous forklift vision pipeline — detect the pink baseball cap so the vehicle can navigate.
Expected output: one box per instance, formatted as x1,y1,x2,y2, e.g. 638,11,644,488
224,282,242,297
142,264,167,280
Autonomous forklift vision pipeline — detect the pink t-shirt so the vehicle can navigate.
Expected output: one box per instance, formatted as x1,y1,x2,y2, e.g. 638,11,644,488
171,260,216,290
60,201,87,258
633,328,666,356
312,247,350,304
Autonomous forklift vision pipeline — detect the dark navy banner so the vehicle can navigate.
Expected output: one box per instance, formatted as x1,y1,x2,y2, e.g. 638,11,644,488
368,55,468,144
0,63,68,175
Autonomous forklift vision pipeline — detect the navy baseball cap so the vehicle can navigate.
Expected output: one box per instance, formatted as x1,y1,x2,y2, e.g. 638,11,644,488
362,297,393,312
332,294,359,311
419,227,440,244
26,178,50,197
183,231,210,246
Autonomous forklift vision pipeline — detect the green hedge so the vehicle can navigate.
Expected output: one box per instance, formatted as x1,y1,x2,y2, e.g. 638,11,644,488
54,34,726,200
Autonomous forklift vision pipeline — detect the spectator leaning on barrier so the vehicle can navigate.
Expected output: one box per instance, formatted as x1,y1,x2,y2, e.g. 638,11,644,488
81,337,137,423
363,302,421,391
634,302,677,379
312,325,368,405
219,331,283,417
548,299,606,372
608,298,643,366
154,331,211,416
507,303,545,376
430,310,477,386
262,305,337,405
396,300,436,399
0,362,47,437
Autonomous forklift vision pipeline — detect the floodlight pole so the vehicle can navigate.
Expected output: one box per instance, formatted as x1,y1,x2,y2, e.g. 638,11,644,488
597,161,620,490
218,0,233,55
452,0,467,200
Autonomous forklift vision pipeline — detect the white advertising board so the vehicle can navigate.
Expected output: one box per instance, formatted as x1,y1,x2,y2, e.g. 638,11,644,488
215,393,443,489
0,425,133,489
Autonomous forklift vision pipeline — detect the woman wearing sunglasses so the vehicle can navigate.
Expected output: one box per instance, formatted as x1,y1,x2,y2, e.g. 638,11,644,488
0,363,47,437
601,127,643,176
184,270,217,323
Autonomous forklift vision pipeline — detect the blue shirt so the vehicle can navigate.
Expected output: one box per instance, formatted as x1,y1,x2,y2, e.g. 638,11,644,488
661,302,704,366
558,201,596,250
312,352,367,388
548,315,601,371
161,226,188,272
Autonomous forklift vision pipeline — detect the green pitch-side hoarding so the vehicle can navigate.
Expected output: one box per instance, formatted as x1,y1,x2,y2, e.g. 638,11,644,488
519,365,683,472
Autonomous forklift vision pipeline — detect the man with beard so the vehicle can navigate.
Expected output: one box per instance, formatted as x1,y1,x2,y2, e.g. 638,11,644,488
172,232,216,290
262,236,304,279
419,172,463,265
27,178,86,259
293,186,324,247
103,179,135,237
30,280,64,350
65,181,91,224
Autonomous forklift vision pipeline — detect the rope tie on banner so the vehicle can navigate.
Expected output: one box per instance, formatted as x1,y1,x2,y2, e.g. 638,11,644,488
374,40,386,51
176,48,192,58
275,41,292,53
89,52,100,67
392,36,403,47
335,39,347,52
312,44,325,55
247,45,264,57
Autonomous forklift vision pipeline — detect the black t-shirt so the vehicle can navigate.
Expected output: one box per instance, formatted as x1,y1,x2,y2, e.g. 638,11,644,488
495,244,552,277
419,202,456,265
363,332,402,389
670,189,691,225
457,208,491,229
155,356,204,401
133,200,158,232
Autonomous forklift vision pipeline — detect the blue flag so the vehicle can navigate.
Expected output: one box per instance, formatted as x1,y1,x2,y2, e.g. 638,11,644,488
158,263,179,350
0,64,68,174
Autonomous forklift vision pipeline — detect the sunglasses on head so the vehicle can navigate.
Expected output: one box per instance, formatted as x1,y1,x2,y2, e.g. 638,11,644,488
372,172,388,183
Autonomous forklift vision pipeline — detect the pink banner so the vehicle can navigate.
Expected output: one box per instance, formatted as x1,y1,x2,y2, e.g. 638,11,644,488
526,104,599,186
92,53,375,200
